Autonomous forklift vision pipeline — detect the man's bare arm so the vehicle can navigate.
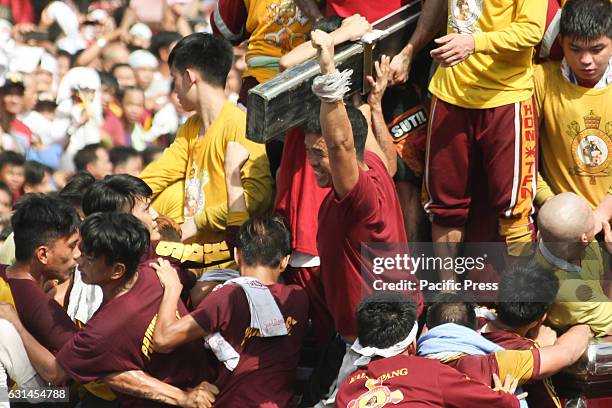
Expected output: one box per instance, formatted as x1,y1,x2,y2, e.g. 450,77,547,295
367,56,397,176
389,0,448,84
311,30,360,198
538,324,591,378
104,370,218,407
279,15,371,71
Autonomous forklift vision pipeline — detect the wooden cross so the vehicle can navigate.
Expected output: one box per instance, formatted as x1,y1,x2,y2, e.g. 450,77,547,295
246,0,422,143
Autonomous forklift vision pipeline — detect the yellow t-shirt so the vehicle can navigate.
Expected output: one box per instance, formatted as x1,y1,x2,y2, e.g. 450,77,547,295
537,242,612,337
244,0,312,83
140,102,273,244
429,0,547,109
534,62,612,208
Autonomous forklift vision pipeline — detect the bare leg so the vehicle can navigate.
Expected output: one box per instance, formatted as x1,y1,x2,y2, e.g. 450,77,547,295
432,224,464,283
396,181,429,243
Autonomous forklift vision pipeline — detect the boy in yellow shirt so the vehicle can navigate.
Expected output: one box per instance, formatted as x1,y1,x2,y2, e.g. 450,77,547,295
140,33,273,245
536,0,612,210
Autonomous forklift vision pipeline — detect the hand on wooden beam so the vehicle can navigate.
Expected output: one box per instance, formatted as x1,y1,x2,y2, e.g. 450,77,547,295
311,29,336,74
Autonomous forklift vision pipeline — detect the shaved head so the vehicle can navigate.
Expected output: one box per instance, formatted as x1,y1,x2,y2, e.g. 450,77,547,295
538,192,595,246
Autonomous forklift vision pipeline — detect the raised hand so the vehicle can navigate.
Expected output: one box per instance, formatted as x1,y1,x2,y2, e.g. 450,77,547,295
311,29,336,74
150,258,182,291
367,55,391,108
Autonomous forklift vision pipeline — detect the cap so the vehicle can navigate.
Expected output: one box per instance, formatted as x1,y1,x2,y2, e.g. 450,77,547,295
129,23,152,41
128,49,158,69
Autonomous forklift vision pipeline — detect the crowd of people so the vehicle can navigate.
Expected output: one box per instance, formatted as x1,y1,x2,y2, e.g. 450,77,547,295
0,0,610,407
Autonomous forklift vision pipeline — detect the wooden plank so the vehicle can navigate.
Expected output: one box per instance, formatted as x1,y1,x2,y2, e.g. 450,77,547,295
246,0,422,143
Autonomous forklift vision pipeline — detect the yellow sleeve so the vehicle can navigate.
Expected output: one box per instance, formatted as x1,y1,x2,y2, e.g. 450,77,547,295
0,277,14,307
139,118,193,197
227,211,249,227
472,0,547,54
494,350,536,386
556,280,612,336
535,172,555,207
533,64,546,124
194,138,273,235
0,233,15,266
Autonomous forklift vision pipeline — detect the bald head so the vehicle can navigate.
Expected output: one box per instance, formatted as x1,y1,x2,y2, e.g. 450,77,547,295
538,192,594,243
102,42,130,72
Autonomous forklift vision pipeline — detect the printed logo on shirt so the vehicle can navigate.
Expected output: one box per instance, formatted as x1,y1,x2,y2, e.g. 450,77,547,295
240,315,298,348
263,0,311,52
388,106,428,142
184,161,209,219
141,312,182,360
567,111,612,185
347,379,405,408
449,0,483,34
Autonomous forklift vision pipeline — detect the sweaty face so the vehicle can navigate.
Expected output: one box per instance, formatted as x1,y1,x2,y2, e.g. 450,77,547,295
132,197,160,241
304,133,332,188
46,231,80,281
561,35,612,85
0,164,25,192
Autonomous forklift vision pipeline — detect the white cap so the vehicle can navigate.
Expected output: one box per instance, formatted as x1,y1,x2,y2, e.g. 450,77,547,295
129,23,152,41
87,9,109,23
128,49,158,69
39,52,58,76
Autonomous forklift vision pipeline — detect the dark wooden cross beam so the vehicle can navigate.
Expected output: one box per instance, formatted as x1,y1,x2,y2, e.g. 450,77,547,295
246,0,422,143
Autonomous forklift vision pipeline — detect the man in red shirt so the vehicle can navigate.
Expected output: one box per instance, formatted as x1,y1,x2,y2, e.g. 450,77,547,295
150,214,309,408
335,291,524,407
0,212,217,407
307,29,422,342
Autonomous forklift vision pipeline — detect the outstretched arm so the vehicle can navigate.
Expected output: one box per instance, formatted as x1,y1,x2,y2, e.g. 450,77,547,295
389,0,447,84
279,15,371,71
538,324,591,378
367,55,397,176
104,371,218,407
311,30,360,198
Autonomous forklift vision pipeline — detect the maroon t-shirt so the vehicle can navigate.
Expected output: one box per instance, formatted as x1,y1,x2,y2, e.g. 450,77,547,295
317,152,422,337
483,330,560,408
190,282,308,407
56,265,211,408
335,354,520,407
0,265,76,353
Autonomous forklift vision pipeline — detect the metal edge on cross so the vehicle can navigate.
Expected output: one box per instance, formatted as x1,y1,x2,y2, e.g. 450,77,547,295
246,0,422,144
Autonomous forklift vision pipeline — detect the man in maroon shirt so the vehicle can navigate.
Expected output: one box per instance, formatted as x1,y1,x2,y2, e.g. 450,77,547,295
335,291,524,407
482,263,567,408
306,30,422,342
0,213,218,407
150,214,309,408
0,194,81,352
421,292,591,403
